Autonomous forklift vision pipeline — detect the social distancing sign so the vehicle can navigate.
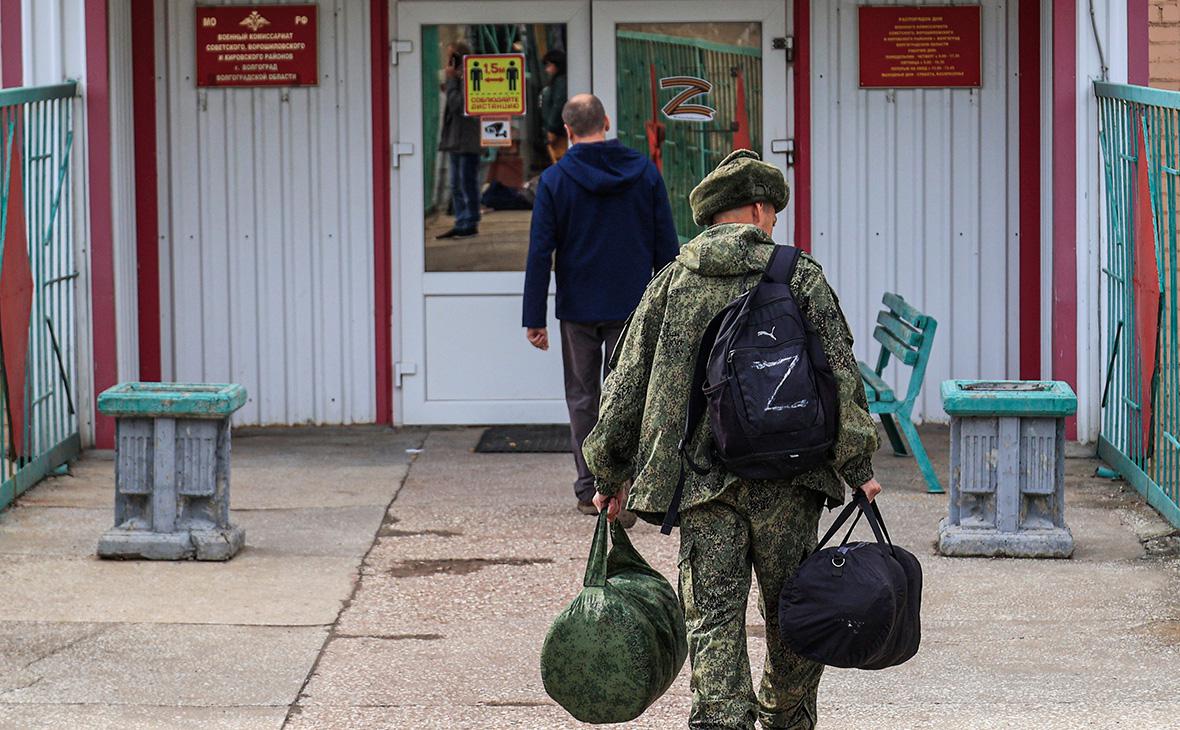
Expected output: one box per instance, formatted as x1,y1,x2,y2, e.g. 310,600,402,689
463,54,527,116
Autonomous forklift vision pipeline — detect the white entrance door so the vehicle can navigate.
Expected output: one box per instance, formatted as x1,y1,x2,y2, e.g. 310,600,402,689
395,0,790,425
592,0,792,245
395,2,591,424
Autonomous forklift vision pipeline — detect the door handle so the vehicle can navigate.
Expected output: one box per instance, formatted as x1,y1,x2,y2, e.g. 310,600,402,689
392,142,414,168
771,139,795,167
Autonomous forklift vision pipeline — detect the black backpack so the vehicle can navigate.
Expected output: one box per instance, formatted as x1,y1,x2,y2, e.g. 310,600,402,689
777,491,922,669
660,245,839,534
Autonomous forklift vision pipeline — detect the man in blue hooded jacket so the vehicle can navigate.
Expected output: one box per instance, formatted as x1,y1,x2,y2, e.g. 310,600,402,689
523,93,679,519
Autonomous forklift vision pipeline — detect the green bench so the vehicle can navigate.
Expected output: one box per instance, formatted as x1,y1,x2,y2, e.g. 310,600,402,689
859,293,944,494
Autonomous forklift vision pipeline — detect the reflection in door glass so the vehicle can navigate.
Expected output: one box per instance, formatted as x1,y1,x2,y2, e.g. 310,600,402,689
422,23,568,272
615,23,762,242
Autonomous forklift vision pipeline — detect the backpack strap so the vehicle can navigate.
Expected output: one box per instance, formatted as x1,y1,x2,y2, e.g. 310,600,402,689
660,310,724,535
659,248,801,536
763,244,802,285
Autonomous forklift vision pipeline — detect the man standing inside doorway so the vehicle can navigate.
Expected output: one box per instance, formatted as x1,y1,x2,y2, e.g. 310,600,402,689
523,93,679,522
437,42,481,239
540,49,568,163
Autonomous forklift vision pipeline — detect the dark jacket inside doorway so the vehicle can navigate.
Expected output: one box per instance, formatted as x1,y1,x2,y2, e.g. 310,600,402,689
438,77,480,155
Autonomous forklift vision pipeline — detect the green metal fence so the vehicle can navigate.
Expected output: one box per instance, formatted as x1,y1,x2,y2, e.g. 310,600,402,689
1096,81,1180,529
0,82,80,512
615,30,762,242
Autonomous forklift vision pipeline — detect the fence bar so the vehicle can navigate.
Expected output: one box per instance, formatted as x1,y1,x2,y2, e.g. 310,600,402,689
1096,82,1180,527
0,81,80,511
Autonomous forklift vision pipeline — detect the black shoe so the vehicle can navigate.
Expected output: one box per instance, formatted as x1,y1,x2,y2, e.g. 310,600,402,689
435,227,463,239
453,227,478,238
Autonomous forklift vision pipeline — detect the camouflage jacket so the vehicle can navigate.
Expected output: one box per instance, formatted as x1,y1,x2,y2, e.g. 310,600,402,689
582,223,878,523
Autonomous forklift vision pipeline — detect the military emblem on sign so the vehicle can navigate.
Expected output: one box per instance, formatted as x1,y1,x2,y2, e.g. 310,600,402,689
239,11,271,32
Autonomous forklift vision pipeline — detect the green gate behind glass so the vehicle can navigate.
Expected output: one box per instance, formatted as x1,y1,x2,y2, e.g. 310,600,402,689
1096,81,1180,529
0,82,80,511
615,31,762,242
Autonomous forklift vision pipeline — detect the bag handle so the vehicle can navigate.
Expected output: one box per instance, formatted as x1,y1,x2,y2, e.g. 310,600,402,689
814,490,894,555
866,497,894,547
853,491,891,551
583,512,610,587
815,496,861,552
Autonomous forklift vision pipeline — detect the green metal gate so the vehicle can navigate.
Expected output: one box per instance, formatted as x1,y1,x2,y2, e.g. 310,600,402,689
0,82,80,512
1096,82,1180,529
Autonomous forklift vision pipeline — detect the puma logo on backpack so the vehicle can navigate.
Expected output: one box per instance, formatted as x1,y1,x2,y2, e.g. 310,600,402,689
662,245,839,534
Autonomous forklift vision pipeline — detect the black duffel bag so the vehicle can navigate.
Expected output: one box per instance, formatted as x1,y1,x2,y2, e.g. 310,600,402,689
778,491,922,669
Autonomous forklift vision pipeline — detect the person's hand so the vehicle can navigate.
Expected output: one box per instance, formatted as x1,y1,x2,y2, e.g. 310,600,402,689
858,478,883,502
526,327,549,351
593,482,629,522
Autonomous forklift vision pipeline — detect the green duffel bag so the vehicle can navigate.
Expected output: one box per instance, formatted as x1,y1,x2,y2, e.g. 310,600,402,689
541,512,688,724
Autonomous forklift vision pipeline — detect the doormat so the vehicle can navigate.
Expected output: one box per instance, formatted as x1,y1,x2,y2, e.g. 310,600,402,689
474,425,571,453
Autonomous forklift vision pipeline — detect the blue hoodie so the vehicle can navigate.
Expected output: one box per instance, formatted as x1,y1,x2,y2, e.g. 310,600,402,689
523,140,680,328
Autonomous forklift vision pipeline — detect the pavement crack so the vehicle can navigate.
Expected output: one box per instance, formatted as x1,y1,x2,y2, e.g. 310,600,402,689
0,675,44,698
333,633,444,641
282,429,429,728
20,625,114,672
377,527,463,538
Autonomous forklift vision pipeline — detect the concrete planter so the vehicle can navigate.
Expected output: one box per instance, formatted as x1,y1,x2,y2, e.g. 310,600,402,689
939,380,1077,558
96,383,247,561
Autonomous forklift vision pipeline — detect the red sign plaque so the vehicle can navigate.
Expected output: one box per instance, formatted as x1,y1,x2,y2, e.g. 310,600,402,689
196,5,318,87
858,5,982,88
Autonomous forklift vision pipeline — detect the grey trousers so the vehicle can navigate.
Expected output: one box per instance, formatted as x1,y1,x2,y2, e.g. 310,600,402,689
560,320,625,502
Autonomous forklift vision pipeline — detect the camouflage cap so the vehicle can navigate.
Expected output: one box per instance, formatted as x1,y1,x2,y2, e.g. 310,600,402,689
688,149,790,226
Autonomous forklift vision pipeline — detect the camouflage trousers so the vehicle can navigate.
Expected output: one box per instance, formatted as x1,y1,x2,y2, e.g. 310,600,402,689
678,481,825,730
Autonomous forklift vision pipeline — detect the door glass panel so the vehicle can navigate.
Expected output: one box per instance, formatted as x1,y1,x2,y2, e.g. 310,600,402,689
422,23,568,272
615,22,762,242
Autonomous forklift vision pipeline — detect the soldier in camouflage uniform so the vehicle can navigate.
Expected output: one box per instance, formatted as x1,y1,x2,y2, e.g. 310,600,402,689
583,150,882,729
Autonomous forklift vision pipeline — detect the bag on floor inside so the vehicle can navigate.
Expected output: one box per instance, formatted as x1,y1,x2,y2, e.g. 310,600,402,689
540,512,687,723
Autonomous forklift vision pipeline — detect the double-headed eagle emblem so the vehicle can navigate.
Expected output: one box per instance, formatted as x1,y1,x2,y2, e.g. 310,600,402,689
239,11,271,32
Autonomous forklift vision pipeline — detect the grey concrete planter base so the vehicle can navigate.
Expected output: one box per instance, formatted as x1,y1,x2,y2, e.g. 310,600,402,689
938,520,1075,559
97,526,245,561
939,380,1078,559
96,383,249,562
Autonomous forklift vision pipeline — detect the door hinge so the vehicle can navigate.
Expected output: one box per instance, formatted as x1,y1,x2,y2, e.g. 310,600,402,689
395,362,417,388
391,39,413,65
773,36,795,63
392,142,414,168
771,139,795,167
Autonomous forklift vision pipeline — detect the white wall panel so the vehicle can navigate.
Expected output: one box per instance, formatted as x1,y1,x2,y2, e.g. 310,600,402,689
157,0,376,425
1076,0,1128,444
21,0,86,86
811,0,1020,423
109,0,139,383
20,0,95,444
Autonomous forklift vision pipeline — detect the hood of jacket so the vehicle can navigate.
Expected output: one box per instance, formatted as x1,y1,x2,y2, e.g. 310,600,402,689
676,223,775,277
556,139,649,194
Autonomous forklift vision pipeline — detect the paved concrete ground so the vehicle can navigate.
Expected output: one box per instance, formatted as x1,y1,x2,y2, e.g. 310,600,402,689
0,426,423,729
0,424,1177,729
